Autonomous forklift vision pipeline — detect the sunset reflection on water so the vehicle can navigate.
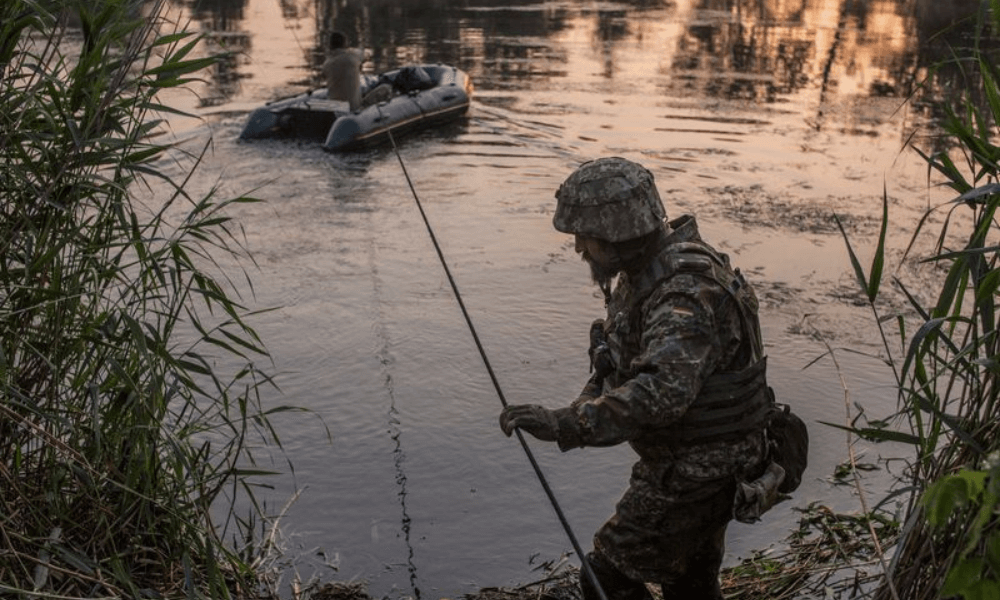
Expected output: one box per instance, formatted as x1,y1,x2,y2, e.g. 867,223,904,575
170,0,975,127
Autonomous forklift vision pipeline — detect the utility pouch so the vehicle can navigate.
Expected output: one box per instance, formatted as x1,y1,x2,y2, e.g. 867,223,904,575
733,391,809,524
734,462,786,523
764,393,809,494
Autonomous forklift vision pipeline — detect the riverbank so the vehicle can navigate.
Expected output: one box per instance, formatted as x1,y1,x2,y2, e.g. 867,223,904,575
271,502,896,600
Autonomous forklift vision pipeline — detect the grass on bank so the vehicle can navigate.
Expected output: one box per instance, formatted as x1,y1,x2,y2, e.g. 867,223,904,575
1,0,291,597
829,4,1000,599
714,5,1000,600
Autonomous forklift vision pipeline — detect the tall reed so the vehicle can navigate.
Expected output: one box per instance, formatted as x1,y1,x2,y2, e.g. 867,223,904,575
1,0,284,597
836,3,1000,598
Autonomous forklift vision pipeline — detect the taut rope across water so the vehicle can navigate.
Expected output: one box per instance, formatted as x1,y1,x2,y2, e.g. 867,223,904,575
385,127,609,600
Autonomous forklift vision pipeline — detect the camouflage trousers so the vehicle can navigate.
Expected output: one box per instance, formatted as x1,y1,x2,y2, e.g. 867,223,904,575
583,461,740,600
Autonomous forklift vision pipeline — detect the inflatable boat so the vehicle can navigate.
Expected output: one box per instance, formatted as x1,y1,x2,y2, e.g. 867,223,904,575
239,64,472,152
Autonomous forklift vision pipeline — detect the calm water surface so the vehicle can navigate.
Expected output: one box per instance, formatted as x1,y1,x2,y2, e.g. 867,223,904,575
152,0,977,597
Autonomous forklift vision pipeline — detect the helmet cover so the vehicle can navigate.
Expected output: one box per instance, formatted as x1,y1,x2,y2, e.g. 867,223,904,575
553,157,666,242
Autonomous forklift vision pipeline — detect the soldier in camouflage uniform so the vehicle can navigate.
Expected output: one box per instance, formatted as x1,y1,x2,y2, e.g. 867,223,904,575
500,157,772,600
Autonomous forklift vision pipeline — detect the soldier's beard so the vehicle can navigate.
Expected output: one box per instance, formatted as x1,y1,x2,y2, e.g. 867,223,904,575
583,252,619,290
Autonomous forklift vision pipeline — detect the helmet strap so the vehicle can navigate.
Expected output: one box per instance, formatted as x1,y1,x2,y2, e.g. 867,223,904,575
599,279,612,307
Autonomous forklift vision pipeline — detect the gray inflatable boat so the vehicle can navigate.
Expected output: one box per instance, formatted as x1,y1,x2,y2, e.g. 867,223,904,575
240,64,472,152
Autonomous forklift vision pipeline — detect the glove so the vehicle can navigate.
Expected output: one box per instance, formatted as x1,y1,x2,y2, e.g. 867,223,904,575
498,404,559,442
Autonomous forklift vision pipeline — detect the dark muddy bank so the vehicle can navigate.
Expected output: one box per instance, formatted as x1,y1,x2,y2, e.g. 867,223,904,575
301,508,884,600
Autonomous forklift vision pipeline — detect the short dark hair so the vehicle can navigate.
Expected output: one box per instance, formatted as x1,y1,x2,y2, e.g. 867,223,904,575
329,31,348,50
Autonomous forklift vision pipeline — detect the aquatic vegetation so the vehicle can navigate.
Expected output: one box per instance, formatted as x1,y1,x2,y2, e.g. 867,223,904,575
832,3,1000,598
0,0,289,596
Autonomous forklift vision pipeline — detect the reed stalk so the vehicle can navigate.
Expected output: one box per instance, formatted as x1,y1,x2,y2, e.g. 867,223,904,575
1,0,286,597
834,3,1000,598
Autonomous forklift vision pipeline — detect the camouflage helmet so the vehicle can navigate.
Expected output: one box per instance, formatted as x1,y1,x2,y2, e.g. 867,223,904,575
553,157,666,242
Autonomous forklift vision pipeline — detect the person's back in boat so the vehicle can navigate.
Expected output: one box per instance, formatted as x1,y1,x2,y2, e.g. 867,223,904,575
322,31,392,112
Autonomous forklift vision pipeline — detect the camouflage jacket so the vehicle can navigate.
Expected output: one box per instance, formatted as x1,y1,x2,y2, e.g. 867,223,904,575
554,215,767,483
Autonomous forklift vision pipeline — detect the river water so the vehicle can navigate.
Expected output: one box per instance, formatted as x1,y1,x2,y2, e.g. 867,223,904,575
152,0,979,597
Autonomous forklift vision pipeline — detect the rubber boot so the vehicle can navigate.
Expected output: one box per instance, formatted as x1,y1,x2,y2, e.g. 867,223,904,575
580,552,652,600
658,525,726,600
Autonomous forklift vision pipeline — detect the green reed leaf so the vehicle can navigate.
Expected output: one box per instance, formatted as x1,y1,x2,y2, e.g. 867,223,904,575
835,214,871,299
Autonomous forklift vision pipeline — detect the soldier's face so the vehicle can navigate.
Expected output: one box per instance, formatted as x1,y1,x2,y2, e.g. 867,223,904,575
575,235,621,285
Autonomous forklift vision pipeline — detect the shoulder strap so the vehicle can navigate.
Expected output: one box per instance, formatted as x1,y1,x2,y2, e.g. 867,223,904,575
631,241,763,362
628,241,724,300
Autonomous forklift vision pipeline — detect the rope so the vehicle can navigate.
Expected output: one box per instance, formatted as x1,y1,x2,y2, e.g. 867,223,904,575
385,128,609,600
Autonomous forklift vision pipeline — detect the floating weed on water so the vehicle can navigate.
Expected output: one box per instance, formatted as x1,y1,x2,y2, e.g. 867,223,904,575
832,458,881,485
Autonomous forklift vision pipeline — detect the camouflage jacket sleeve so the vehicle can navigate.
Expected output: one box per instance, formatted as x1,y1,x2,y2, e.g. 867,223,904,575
554,273,744,450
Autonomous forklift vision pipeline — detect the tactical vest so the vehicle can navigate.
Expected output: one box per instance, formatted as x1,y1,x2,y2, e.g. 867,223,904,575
603,239,771,446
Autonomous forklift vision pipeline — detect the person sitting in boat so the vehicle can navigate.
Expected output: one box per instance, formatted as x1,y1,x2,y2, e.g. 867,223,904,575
322,31,393,112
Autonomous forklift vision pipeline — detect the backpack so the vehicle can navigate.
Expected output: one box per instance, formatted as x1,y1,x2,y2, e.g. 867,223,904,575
393,66,435,93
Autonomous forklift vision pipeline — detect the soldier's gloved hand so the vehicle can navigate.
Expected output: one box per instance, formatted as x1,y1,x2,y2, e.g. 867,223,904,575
498,404,559,441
